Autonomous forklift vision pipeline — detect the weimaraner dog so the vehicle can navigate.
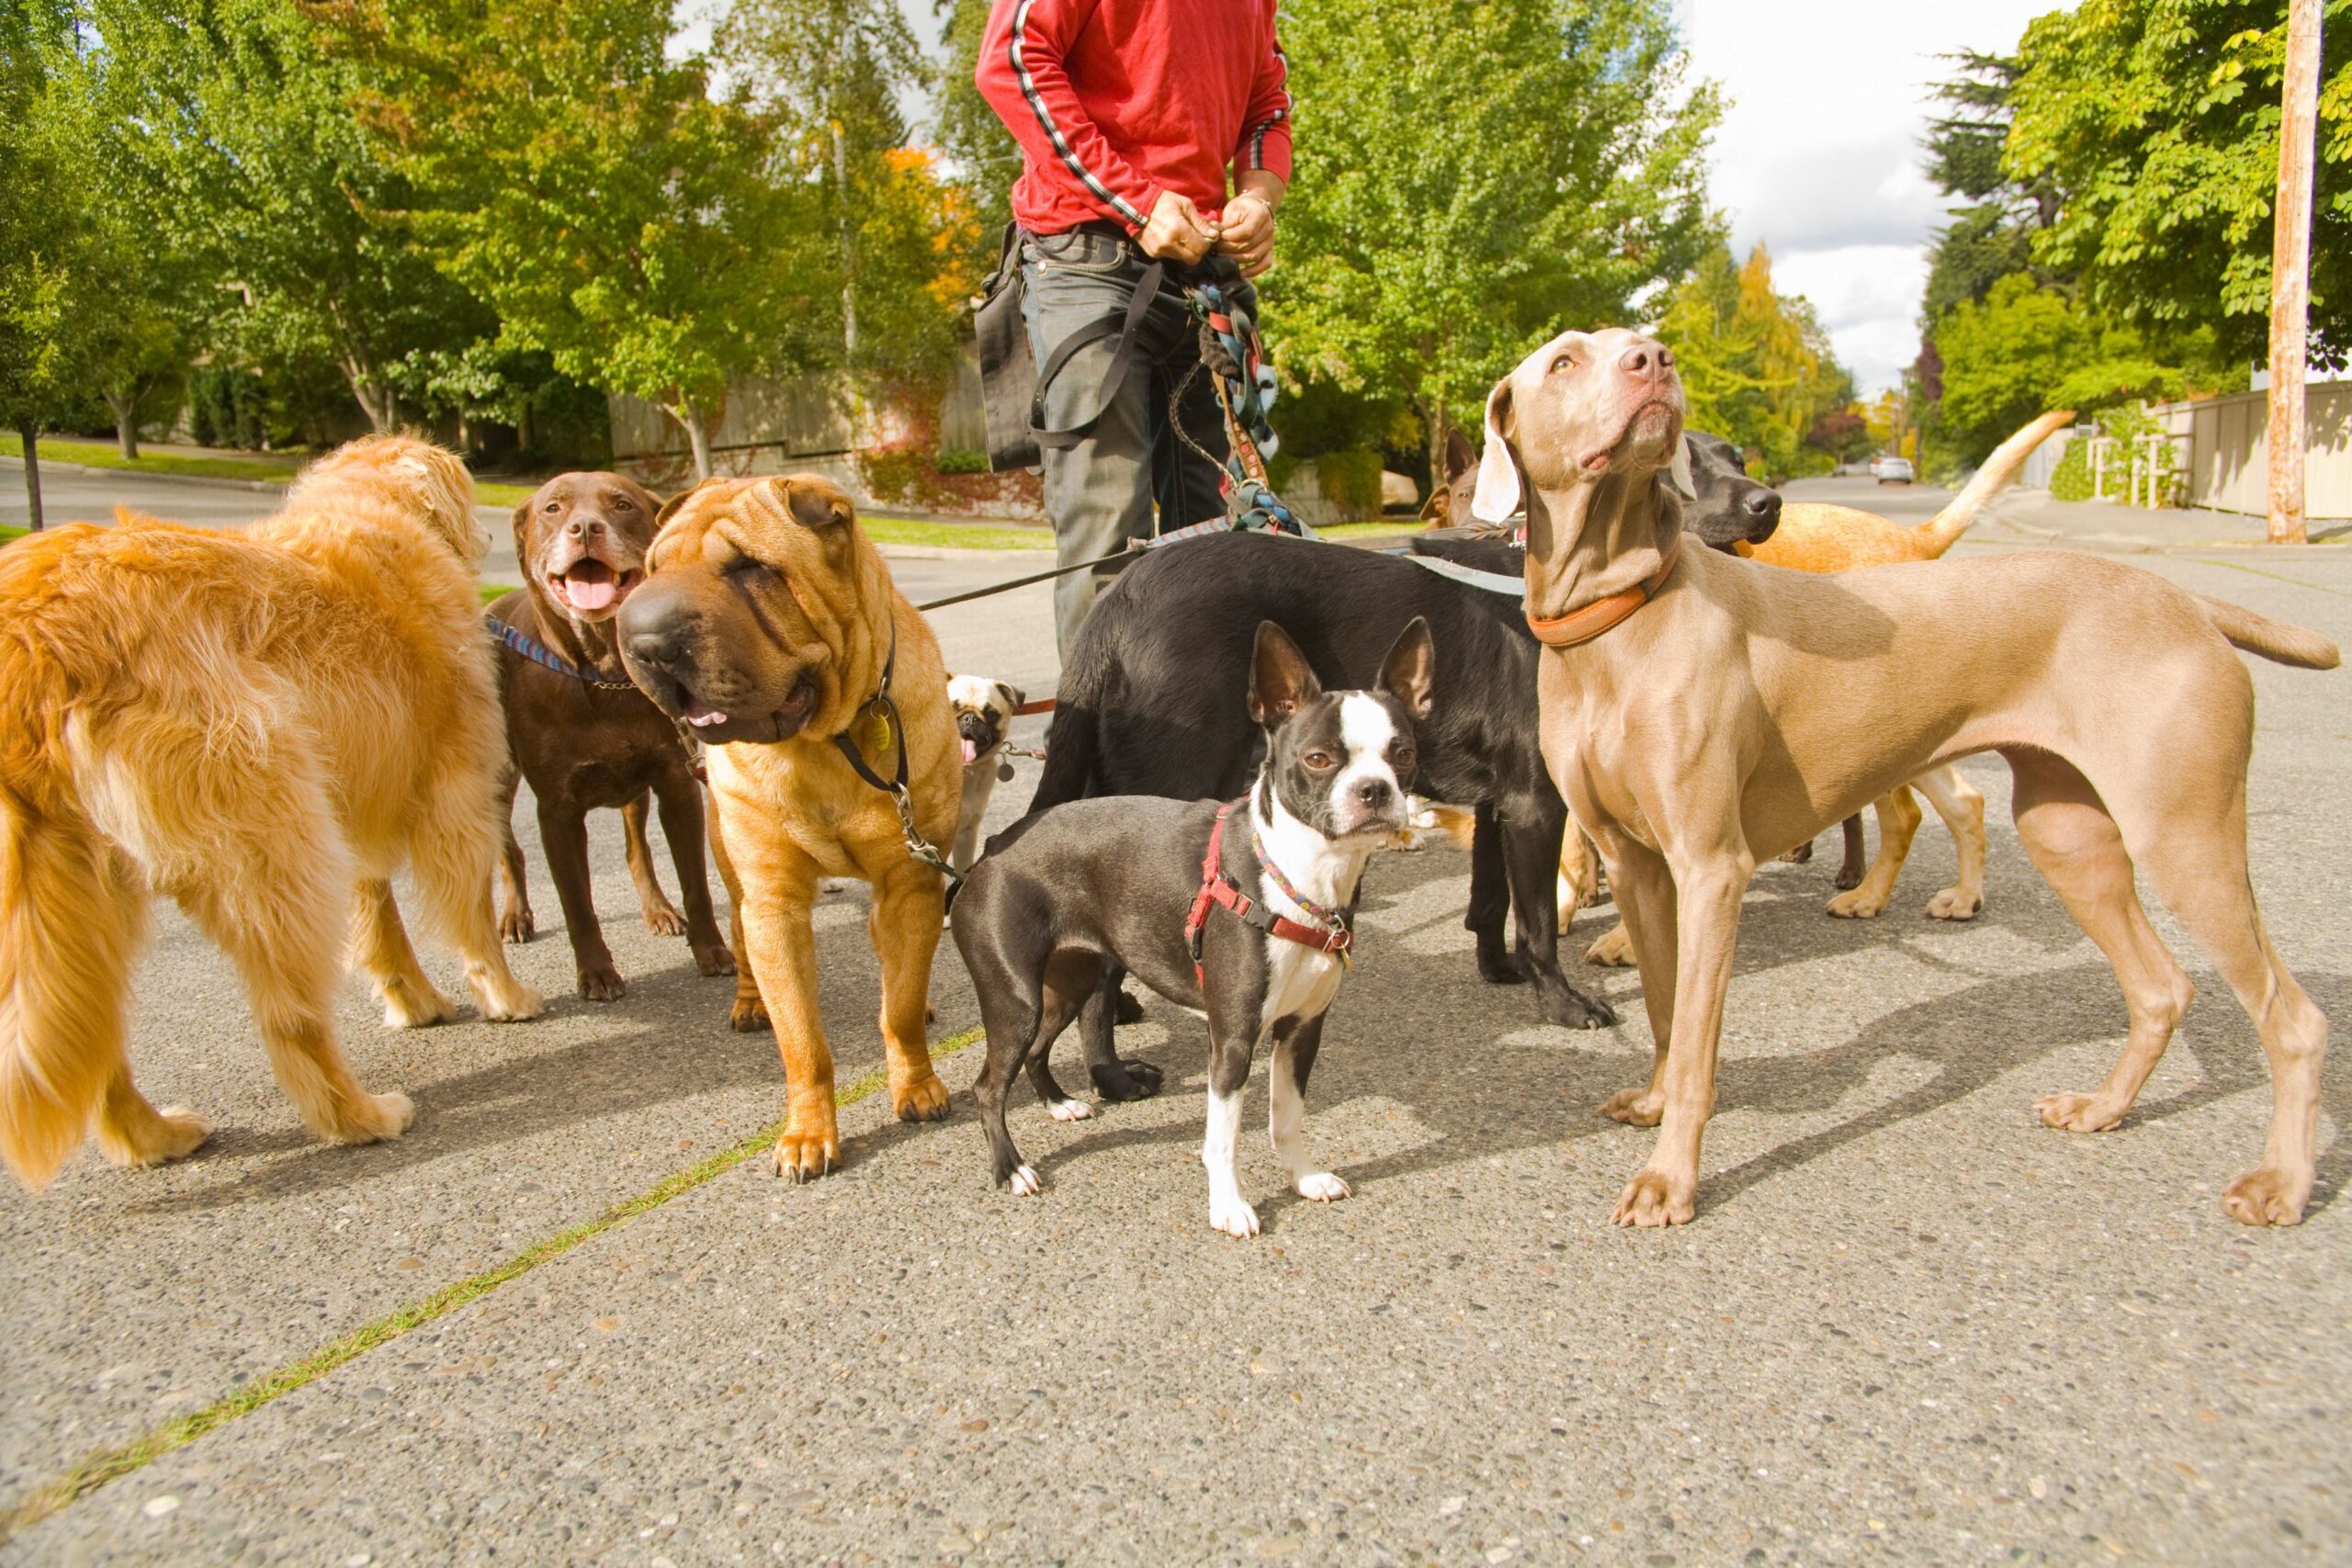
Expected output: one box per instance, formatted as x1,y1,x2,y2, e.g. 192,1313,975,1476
1473,325,2337,1230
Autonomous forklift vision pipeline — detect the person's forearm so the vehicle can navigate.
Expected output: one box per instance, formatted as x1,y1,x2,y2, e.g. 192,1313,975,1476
1233,170,1286,213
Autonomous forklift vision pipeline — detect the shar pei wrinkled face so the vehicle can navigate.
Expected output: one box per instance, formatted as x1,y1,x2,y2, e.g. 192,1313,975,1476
616,474,888,749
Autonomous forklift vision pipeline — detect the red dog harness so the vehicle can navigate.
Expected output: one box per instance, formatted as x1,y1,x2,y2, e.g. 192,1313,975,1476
1184,800,1353,991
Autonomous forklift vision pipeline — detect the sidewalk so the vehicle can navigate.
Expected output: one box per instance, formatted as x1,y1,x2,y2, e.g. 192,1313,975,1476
1979,488,2352,552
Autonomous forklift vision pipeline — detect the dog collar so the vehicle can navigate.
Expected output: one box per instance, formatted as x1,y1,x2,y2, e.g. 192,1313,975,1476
1184,800,1353,993
1523,537,1680,649
487,613,639,690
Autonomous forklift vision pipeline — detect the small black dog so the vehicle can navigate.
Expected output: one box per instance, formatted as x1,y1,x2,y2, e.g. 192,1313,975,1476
954,618,1432,1237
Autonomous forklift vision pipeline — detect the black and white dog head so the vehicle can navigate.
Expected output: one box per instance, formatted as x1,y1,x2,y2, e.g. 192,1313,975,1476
1247,617,1435,840
948,674,1023,767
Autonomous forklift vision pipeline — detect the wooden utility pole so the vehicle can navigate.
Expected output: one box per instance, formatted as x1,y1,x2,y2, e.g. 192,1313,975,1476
2266,0,2323,545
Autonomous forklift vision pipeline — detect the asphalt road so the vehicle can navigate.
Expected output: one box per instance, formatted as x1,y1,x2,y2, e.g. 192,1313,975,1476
3,475,2349,1565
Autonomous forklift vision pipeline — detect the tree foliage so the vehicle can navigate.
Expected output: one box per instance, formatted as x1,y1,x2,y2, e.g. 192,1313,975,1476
1266,0,1721,471
2004,0,2352,368
0,0,87,482
1654,243,1853,479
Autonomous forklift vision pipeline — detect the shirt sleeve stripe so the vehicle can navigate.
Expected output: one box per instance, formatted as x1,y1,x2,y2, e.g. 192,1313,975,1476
1246,39,1291,168
1009,0,1148,229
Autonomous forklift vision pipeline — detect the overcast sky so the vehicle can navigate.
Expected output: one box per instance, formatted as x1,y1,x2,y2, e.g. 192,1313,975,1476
1680,0,2055,394
686,1,2049,396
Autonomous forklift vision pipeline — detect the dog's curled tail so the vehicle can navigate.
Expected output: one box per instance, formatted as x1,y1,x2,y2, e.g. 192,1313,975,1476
1918,409,2077,557
2193,594,2343,670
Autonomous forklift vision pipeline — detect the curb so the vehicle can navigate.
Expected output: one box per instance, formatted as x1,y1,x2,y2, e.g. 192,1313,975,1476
1983,501,2352,556
0,455,287,494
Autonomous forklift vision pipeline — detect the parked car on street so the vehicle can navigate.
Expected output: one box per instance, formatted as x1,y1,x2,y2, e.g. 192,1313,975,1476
1871,456,1916,484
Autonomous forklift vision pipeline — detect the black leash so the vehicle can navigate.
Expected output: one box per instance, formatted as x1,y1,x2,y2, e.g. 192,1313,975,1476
825,626,964,890
486,613,639,691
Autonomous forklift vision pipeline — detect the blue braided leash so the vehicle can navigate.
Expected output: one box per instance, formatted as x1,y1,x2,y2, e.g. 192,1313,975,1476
485,613,639,691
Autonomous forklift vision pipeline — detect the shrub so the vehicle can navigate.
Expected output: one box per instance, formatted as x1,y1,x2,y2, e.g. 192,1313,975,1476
934,446,989,475
1316,447,1384,521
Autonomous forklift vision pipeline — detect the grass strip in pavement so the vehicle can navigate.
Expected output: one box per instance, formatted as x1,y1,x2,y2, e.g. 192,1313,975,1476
0,1025,983,1545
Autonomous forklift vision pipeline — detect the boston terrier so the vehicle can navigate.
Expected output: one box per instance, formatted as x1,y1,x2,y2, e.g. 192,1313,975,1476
951,617,1433,1238
945,673,1025,874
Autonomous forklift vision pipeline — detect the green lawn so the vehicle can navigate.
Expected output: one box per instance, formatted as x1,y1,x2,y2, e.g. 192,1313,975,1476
0,523,25,545
859,516,1053,551
0,433,303,484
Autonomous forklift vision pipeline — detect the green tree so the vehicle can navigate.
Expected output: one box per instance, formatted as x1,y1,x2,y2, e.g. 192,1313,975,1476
1654,242,1853,479
1933,272,2193,462
334,0,831,478
933,0,1021,251
2004,0,2352,367
1268,0,1721,476
0,1,90,526
87,0,475,433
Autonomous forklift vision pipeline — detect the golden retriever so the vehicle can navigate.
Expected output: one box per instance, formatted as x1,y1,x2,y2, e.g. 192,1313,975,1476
0,435,543,1191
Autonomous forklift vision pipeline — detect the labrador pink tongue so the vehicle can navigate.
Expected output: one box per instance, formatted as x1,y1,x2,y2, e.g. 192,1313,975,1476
564,575,616,611
961,738,978,765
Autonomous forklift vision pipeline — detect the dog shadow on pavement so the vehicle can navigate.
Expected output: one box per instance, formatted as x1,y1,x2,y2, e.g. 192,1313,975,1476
1007,846,2351,1229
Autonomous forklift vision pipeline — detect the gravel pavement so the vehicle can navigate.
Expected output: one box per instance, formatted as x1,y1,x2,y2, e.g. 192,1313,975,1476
2,477,2347,1566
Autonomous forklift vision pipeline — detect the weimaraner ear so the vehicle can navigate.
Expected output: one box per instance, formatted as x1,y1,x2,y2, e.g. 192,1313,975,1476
1668,434,1697,500
1470,381,1521,523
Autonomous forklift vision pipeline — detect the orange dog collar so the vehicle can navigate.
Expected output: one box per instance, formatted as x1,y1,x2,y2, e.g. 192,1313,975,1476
1524,539,1681,649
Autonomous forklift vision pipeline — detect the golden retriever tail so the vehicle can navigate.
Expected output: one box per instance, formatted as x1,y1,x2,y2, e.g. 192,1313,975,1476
2192,594,2343,671
1916,409,2077,558
0,773,142,1192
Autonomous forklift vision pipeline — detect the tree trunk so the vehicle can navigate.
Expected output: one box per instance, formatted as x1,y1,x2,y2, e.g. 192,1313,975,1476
17,422,44,531
1423,398,1451,485
106,391,141,461
2266,0,2321,546
832,120,858,365
679,407,714,480
343,355,396,434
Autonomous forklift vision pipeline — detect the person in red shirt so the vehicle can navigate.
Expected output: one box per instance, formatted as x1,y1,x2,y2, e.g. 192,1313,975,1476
976,0,1292,654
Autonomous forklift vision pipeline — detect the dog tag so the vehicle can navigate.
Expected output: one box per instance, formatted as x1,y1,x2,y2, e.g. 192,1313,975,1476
996,761,1014,783
862,706,893,761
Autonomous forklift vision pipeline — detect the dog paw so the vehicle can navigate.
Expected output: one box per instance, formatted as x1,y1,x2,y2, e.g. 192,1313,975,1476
2036,1090,2126,1134
2222,1167,2311,1227
380,979,458,1030
642,902,688,937
475,976,546,1022
577,965,627,1003
1925,886,1982,920
1008,1163,1043,1197
1113,989,1145,1027
1598,1087,1665,1127
1825,887,1889,919
773,1125,840,1181
1208,1192,1261,1238
1090,1057,1164,1101
331,1090,415,1145
1476,944,1532,986
694,942,738,978
891,1072,952,1123
113,1105,212,1167
1539,984,1617,1031
1295,1171,1351,1202
1783,840,1815,865
500,908,535,944
1582,925,1634,967
1046,1098,1095,1123
730,996,771,1033
1611,1168,1694,1227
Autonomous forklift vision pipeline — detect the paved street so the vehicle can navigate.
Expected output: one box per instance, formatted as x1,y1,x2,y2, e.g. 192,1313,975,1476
3,477,2348,1565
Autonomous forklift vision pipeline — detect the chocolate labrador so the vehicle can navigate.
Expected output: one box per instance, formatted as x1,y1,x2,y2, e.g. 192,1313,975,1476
490,472,734,999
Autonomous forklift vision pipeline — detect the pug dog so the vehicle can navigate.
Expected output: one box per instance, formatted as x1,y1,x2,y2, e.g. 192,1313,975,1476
946,674,1026,874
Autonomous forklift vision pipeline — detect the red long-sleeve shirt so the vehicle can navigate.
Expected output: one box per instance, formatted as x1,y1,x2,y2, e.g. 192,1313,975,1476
975,0,1292,237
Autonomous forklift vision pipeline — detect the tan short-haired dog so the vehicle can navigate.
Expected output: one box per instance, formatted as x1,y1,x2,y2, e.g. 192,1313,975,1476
616,475,957,1179
0,436,544,1190
1475,327,2335,1231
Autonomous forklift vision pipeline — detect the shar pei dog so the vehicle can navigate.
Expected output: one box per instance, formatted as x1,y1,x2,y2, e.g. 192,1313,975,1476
617,474,958,1179
0,435,544,1191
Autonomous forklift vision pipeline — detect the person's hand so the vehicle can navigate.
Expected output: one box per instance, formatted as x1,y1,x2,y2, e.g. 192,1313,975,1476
1216,192,1276,277
1138,189,1216,265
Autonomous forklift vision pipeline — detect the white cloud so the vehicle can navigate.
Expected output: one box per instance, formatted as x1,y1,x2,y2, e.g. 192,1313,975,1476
1680,0,2052,393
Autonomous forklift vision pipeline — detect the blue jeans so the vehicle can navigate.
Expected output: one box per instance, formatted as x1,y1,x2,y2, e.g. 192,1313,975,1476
1020,227,1246,655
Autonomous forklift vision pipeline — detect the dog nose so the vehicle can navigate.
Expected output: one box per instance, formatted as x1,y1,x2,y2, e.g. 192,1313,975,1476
616,581,693,672
567,517,605,539
1353,777,1393,811
1746,491,1781,519
1620,340,1672,380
